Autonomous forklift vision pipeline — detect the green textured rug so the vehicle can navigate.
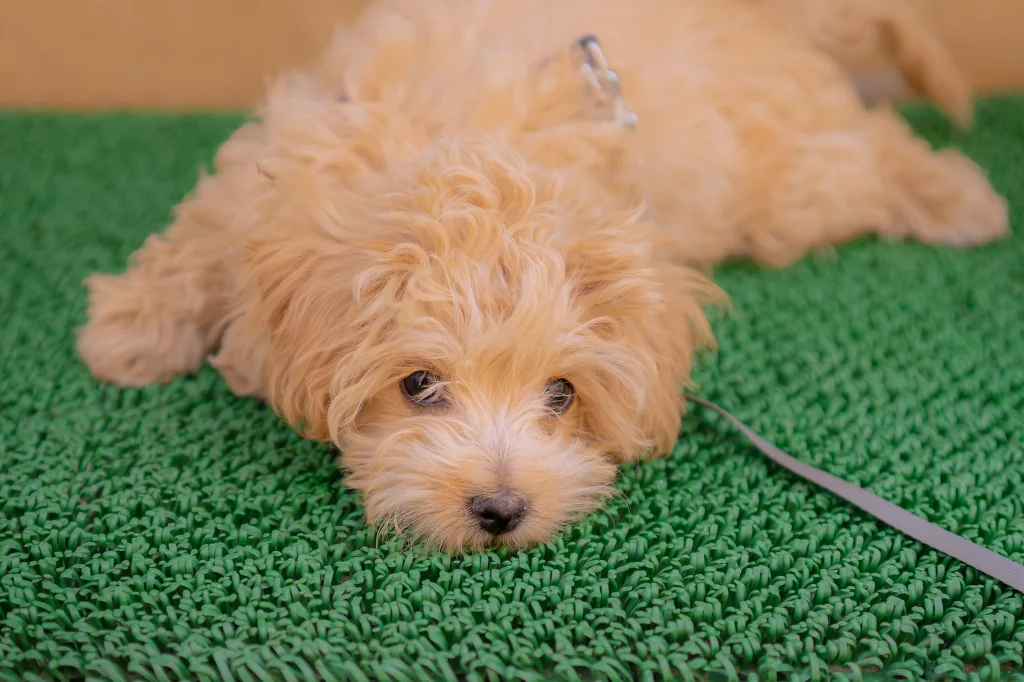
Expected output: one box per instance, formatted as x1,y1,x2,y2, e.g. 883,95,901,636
2,97,1023,682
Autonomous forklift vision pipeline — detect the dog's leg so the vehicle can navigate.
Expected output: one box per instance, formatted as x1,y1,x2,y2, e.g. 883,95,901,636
77,201,232,387
77,126,265,387
759,0,973,125
740,108,1007,267
867,107,1009,248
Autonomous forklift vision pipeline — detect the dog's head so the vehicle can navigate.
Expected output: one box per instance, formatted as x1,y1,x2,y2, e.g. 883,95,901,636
221,24,718,552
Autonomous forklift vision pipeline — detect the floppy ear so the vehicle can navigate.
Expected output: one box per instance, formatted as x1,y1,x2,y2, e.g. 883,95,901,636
212,235,352,442
563,220,722,461
206,70,428,443
626,258,721,458
215,194,435,445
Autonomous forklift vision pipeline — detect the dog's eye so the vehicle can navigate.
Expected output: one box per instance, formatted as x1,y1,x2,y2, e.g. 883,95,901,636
545,378,576,414
400,370,447,407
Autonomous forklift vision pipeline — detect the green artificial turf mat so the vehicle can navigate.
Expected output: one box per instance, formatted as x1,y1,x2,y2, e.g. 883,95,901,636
2,98,1024,682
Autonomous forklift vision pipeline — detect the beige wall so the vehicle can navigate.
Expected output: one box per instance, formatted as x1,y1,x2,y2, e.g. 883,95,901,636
1,0,1022,110
910,0,1024,94
0,0,368,110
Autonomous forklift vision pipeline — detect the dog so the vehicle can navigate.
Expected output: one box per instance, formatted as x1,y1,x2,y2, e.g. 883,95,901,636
78,0,1008,553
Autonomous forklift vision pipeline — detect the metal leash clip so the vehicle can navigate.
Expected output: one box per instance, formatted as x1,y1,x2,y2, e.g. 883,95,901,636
573,34,639,130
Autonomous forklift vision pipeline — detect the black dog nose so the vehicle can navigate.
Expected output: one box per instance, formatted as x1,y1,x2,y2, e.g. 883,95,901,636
470,492,527,535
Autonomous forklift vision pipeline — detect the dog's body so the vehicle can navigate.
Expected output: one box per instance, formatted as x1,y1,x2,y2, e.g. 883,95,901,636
79,0,1008,552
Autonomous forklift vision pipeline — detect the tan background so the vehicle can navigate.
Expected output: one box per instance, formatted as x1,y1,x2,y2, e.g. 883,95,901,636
2,0,1023,110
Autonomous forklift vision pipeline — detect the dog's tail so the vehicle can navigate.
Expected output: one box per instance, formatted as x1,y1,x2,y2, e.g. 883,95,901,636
761,0,974,127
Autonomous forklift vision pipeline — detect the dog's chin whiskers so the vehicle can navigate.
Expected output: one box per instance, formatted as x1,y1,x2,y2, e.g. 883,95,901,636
569,483,618,508
372,513,402,550
371,502,483,555
370,502,423,546
605,485,628,504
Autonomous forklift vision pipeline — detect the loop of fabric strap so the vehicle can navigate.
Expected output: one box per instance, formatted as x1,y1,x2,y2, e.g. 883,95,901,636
686,395,1024,594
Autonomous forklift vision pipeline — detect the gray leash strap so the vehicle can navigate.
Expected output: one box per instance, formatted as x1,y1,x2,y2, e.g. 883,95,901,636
687,395,1024,594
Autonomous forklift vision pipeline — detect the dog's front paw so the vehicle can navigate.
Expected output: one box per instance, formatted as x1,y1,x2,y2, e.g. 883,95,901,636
77,274,207,387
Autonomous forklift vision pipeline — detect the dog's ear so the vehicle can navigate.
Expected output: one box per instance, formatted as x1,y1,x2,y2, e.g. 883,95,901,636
210,77,427,443
626,261,720,458
220,213,416,444
563,222,721,460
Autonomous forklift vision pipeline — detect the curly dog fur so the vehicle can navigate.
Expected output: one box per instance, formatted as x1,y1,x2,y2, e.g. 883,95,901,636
78,0,1008,552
